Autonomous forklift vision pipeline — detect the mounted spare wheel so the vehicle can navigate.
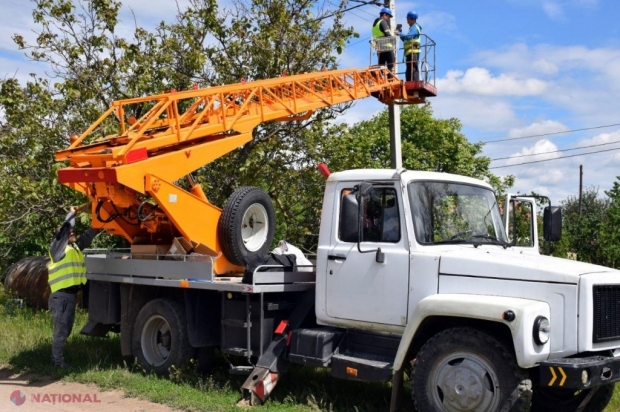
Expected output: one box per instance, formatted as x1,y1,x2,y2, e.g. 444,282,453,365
132,298,194,375
218,186,276,266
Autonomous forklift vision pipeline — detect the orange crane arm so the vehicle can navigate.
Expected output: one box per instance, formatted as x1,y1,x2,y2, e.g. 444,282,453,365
55,66,422,274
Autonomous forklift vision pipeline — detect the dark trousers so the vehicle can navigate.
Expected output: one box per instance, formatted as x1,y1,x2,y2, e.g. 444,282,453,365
378,51,395,74
405,52,420,82
49,291,77,365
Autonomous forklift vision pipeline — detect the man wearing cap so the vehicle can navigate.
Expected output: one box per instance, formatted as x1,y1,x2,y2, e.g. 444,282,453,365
400,11,423,82
372,7,396,74
47,205,99,368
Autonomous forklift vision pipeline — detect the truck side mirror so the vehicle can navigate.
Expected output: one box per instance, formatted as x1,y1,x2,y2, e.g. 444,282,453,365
339,193,359,243
543,206,562,242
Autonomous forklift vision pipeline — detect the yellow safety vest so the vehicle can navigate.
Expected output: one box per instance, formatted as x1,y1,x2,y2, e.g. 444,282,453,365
372,20,393,50
47,245,87,293
403,24,422,56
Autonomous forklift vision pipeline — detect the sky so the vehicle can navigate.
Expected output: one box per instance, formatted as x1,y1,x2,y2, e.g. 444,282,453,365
1,0,619,203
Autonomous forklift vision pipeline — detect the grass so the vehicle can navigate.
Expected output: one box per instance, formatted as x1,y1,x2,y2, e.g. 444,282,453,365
1,288,620,411
0,287,410,411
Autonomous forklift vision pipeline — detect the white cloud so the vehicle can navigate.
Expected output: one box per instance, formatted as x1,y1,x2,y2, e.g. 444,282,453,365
437,67,549,96
422,11,457,32
506,139,561,166
532,58,559,75
542,2,565,20
538,169,566,184
508,120,569,138
432,96,520,132
575,129,620,146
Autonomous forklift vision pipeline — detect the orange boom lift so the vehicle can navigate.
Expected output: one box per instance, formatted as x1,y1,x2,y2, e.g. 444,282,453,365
56,65,436,274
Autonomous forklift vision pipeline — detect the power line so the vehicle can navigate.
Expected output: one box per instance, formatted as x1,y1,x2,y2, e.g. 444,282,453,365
482,123,620,144
490,139,620,161
348,36,371,47
314,0,379,22
328,0,374,22
489,146,620,169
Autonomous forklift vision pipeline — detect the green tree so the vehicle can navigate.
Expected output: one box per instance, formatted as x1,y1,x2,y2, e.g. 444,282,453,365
600,178,620,267
0,0,358,267
325,104,514,193
558,187,609,265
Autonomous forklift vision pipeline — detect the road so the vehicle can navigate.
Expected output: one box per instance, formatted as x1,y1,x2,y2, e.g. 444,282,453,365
0,369,179,412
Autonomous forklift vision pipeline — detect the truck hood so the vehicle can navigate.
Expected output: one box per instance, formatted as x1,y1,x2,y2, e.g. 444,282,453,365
438,246,619,284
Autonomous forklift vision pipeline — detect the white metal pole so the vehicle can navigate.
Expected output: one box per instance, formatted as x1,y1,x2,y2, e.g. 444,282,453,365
387,0,402,169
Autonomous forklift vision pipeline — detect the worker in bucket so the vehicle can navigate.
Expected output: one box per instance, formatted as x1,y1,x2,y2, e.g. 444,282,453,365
400,11,422,82
47,204,99,368
372,7,396,74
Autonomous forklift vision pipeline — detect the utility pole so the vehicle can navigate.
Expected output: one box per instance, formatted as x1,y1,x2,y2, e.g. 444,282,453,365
386,0,402,169
579,165,583,218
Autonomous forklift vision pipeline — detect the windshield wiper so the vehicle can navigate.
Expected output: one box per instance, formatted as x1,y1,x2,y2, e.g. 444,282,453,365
470,234,510,249
433,239,469,245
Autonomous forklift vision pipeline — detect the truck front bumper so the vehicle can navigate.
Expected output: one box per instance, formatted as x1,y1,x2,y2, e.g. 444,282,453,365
540,356,620,389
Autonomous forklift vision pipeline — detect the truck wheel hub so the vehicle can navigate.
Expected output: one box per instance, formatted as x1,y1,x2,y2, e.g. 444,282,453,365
432,353,499,411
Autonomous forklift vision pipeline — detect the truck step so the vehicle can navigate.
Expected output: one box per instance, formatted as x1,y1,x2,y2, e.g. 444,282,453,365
222,347,251,357
229,365,254,375
331,353,393,382
222,319,251,328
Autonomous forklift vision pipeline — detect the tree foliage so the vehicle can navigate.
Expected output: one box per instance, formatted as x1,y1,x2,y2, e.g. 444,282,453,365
1,0,511,273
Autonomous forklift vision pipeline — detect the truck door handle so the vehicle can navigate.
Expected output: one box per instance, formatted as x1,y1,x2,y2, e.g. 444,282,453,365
328,255,346,261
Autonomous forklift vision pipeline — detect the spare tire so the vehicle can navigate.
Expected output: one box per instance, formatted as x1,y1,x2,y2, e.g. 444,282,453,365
218,186,276,266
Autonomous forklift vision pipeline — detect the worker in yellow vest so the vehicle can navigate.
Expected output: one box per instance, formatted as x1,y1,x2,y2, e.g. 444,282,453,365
400,11,423,82
47,205,99,368
372,7,396,74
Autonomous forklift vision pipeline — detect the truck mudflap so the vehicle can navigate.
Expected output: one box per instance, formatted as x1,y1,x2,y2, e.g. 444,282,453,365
540,356,620,389
241,290,315,405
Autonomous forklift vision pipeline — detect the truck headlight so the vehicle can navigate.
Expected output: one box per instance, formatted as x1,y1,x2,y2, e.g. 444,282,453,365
533,316,551,345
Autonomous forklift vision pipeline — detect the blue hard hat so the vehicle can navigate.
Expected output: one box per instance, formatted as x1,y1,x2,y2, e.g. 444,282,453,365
407,11,418,19
380,7,393,17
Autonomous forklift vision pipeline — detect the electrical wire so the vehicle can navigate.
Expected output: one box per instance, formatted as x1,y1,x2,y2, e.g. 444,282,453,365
489,146,620,169
314,0,379,22
490,139,620,161
482,123,620,144
327,0,374,22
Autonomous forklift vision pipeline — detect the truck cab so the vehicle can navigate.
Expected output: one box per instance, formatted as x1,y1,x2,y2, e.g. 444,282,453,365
311,168,620,412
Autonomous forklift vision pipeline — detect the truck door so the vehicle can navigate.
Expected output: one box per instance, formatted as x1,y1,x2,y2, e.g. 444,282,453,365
325,182,410,326
503,194,539,255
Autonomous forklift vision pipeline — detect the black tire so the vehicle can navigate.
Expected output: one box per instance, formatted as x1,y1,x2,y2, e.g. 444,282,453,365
132,298,194,375
531,383,614,412
218,186,276,266
412,327,532,412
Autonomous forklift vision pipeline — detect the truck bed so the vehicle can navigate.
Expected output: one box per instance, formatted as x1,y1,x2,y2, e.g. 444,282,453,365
85,250,316,293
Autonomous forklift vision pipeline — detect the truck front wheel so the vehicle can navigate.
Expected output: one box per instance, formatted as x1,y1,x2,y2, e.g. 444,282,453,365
411,327,532,412
132,298,193,375
531,383,614,412
218,186,276,266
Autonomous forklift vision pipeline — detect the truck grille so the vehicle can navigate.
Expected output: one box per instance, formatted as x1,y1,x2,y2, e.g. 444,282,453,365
593,285,620,343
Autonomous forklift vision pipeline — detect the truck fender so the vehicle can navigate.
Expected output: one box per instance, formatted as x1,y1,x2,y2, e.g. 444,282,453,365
393,294,551,371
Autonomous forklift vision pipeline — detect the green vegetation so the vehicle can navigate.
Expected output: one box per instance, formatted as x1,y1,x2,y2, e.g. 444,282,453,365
0,288,413,411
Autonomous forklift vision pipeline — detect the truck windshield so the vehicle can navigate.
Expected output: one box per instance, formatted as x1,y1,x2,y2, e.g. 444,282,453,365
408,181,509,246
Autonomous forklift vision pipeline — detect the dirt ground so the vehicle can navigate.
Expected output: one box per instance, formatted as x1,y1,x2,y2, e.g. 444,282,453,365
0,369,179,412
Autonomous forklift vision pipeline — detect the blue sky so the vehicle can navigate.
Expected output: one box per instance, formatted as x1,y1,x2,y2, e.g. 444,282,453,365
1,0,619,203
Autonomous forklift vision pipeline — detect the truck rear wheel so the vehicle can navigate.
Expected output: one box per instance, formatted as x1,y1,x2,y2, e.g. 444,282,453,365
132,298,193,375
411,327,532,412
531,383,614,412
218,186,276,266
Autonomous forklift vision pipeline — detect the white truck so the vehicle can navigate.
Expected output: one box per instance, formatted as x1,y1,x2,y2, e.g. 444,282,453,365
83,168,620,412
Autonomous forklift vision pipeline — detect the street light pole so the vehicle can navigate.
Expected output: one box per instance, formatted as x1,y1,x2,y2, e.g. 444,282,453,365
386,0,402,169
